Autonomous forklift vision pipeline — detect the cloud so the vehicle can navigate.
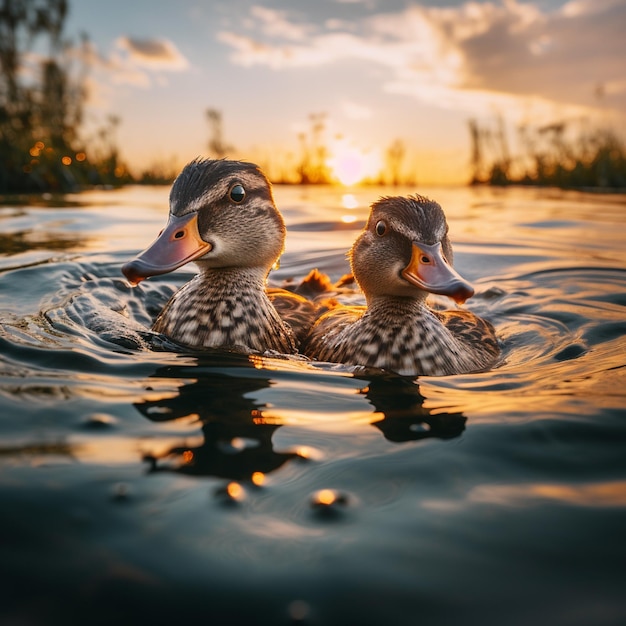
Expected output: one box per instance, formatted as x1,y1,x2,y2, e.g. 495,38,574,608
79,36,189,89
561,0,624,18
451,0,625,107
217,0,626,119
247,6,313,41
115,36,189,71
70,35,191,109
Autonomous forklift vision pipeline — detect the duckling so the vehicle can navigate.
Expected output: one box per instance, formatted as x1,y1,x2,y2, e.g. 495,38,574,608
122,158,313,353
302,195,500,376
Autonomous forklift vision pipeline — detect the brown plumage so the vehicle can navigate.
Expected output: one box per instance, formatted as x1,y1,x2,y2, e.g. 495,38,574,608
302,195,500,376
122,158,313,353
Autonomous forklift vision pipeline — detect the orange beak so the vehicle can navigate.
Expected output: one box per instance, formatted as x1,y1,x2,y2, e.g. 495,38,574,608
401,241,474,304
122,212,212,285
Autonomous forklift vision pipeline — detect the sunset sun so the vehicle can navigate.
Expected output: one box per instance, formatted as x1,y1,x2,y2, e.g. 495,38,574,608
327,139,383,186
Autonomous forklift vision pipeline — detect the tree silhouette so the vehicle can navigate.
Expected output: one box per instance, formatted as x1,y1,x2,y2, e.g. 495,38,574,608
206,108,232,159
297,112,330,184
385,138,406,186
0,0,131,191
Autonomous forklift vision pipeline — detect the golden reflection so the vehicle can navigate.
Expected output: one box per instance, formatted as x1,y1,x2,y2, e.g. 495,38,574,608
295,446,324,461
314,489,337,506
182,450,194,464
246,352,313,373
75,436,180,465
296,446,311,459
250,409,268,424
468,480,626,507
226,481,244,500
230,437,246,451
341,193,359,209
61,156,72,166
249,354,267,370
251,471,265,486
274,409,374,429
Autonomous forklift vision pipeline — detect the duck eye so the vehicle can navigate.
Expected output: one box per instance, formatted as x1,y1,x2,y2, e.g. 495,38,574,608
375,220,387,236
229,184,246,203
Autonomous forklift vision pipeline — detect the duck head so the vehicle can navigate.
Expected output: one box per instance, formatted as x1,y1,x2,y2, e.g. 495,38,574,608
350,195,474,305
122,159,285,285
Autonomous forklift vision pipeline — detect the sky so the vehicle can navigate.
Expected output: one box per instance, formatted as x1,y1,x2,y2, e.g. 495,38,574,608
64,0,626,184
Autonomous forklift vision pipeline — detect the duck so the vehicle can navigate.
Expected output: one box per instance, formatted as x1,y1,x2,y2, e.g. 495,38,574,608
302,194,500,376
122,158,315,353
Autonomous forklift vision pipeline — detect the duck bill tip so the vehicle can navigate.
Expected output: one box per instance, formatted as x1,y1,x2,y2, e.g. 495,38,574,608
402,242,475,304
121,261,147,286
448,282,475,305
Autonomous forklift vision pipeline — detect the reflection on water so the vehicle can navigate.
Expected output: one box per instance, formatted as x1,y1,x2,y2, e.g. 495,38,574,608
361,375,466,442
134,360,467,480
1,185,625,626
0,202,96,269
463,480,626,508
137,365,301,480
0,229,82,257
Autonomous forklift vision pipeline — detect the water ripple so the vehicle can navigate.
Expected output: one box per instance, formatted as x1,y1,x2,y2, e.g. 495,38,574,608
1,187,626,626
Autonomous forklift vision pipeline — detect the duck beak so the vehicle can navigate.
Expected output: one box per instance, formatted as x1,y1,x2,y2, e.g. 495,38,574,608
401,241,475,304
122,212,212,285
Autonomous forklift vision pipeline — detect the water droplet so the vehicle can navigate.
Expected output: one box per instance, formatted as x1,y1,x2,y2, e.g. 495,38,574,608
287,599,311,623
227,482,243,499
217,437,260,454
314,489,337,506
293,445,323,462
251,471,265,486
110,482,132,502
214,481,246,505
310,488,349,517
81,413,118,430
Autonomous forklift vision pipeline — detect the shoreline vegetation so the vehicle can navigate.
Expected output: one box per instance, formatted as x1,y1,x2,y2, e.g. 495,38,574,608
468,115,626,192
1,1,625,195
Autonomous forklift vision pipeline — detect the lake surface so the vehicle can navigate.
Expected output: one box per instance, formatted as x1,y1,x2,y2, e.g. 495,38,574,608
1,184,625,625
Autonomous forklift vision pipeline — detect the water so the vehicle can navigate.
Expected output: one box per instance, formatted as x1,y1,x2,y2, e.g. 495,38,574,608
1,185,625,625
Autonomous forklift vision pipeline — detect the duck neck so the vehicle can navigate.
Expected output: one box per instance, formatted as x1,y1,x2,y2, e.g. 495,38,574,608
198,265,269,293
365,295,428,318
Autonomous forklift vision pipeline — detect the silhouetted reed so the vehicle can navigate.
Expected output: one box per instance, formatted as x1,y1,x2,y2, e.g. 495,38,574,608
469,116,626,190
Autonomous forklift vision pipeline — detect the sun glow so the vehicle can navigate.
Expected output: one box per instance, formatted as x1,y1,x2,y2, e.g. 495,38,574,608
327,139,383,186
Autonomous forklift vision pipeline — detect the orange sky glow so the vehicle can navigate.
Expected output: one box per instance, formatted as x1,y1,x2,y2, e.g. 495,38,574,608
65,0,626,185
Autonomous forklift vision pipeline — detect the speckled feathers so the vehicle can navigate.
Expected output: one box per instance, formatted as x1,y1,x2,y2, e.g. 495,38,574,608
304,193,500,376
132,158,297,353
